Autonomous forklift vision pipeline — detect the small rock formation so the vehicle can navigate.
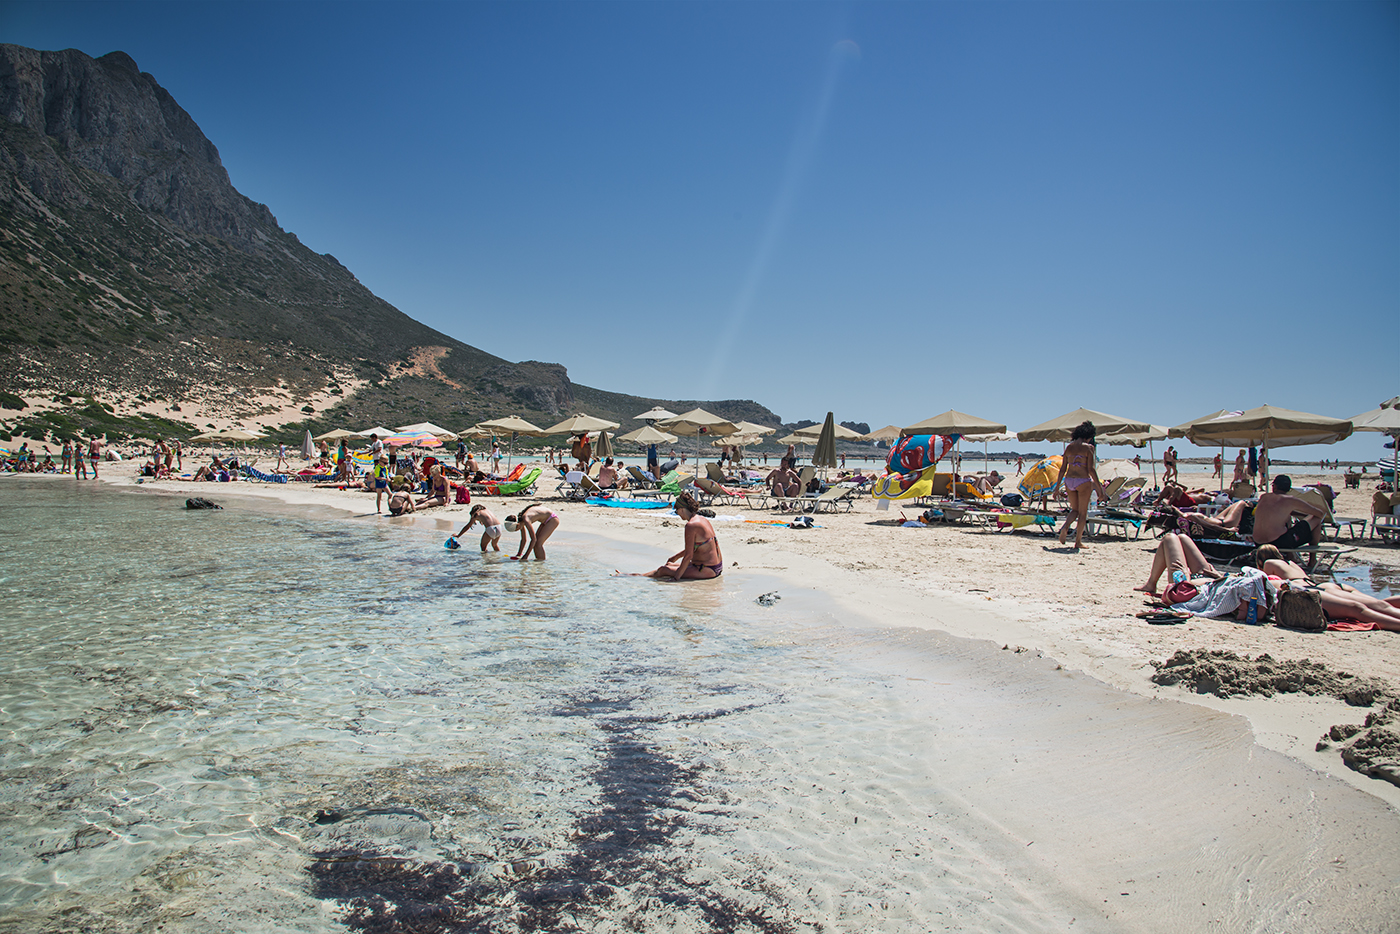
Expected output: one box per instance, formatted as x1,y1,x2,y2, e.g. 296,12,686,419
184,497,222,510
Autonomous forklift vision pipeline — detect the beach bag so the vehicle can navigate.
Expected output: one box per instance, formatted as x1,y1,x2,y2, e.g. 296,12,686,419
454,484,470,505
1276,586,1327,632
1163,581,1199,605
1000,493,1023,508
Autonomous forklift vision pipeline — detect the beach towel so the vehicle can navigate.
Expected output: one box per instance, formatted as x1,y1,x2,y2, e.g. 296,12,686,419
1170,567,1273,619
585,497,670,509
245,466,289,484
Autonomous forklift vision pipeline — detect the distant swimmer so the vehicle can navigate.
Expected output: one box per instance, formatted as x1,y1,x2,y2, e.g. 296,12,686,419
508,503,561,561
456,504,506,553
618,492,723,580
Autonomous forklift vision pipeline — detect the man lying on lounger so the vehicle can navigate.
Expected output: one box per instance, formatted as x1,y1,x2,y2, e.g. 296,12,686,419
1252,475,1326,552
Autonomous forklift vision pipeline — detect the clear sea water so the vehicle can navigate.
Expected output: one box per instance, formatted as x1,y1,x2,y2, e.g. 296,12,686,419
1,476,1397,933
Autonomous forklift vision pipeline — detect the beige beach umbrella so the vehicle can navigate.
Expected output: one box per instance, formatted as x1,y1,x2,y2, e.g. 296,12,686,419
394,422,459,440
792,421,863,440
1184,404,1352,487
635,406,678,421
1167,410,1237,439
458,425,496,439
731,421,778,437
901,410,1007,437
314,428,361,442
813,412,839,470
188,430,221,442
544,413,621,435
1097,425,1169,487
619,424,678,445
862,425,903,442
1017,407,1152,443
216,429,265,442
476,416,547,471
1097,459,1141,482
1348,398,1400,482
776,433,805,445
358,426,396,439
657,408,738,464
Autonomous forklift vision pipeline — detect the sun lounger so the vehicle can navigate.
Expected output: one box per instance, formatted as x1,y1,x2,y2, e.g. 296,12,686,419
1084,516,1144,540
1323,517,1367,541
694,477,745,507
626,466,658,489
1280,543,1355,576
1373,514,1400,544
809,485,857,514
244,465,289,484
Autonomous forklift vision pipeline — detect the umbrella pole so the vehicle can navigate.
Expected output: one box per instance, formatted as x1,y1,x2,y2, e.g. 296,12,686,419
1148,440,1158,488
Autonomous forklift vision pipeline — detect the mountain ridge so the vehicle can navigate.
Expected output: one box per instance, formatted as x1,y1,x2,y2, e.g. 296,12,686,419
0,43,786,444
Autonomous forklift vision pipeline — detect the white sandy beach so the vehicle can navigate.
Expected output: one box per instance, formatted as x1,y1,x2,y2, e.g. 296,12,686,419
95,461,1400,813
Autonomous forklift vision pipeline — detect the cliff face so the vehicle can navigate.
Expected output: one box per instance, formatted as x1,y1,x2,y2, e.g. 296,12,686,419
0,46,273,247
0,44,782,442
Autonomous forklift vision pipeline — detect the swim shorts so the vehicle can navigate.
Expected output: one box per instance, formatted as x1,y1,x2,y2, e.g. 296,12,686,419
1263,520,1313,551
485,524,503,540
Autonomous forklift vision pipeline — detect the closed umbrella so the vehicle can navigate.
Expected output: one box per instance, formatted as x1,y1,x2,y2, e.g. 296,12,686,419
813,412,838,471
1184,404,1352,488
301,430,315,460
595,430,615,461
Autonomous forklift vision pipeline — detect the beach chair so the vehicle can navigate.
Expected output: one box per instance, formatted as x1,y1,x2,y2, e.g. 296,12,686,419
694,476,745,507
626,466,658,489
809,485,857,514
705,462,734,486
557,470,590,501
245,465,289,484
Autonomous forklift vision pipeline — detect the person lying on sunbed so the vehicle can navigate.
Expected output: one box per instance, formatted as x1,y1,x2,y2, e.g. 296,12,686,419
1254,545,1400,631
966,471,1003,494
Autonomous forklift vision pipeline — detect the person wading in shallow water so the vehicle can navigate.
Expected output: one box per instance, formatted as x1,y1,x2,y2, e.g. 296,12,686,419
507,503,561,561
618,492,724,580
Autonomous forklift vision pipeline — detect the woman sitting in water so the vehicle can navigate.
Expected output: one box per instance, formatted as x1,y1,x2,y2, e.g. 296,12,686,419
1254,545,1400,631
417,464,450,508
508,503,561,561
621,492,723,580
386,489,417,517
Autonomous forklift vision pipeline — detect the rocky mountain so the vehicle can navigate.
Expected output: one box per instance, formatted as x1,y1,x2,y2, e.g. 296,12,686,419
0,44,783,444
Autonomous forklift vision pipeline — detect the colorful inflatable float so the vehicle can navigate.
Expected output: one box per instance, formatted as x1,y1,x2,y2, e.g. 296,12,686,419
871,434,953,501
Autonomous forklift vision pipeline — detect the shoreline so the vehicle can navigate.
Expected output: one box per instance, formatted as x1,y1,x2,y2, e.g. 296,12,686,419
79,467,1400,811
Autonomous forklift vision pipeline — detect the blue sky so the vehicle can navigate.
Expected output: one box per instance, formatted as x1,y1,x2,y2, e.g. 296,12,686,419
4,1,1397,461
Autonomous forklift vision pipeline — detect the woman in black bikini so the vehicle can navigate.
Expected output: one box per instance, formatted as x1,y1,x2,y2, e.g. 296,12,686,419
1053,420,1105,550
626,492,724,580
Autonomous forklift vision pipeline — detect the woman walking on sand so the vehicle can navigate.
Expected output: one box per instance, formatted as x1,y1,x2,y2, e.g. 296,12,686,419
1053,421,1105,551
622,492,724,580
507,503,561,561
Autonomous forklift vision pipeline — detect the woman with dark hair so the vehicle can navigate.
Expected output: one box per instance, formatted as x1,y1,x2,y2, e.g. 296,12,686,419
622,492,724,580
1254,546,1400,630
507,503,561,561
1053,420,1105,550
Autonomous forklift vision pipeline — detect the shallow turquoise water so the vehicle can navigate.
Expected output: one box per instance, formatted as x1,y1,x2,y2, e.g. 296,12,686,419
1,476,1397,933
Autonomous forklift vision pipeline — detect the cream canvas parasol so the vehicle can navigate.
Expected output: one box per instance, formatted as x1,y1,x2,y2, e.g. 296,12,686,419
619,425,678,445
544,414,621,435
1184,404,1352,487
1017,408,1153,442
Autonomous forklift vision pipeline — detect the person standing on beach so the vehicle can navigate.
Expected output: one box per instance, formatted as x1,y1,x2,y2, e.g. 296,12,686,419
1213,453,1222,478
173,439,182,471
1162,446,1177,485
492,442,503,475
61,440,72,473
337,439,350,482
87,436,102,478
1052,421,1104,551
507,503,560,561
276,443,289,472
1233,449,1247,485
74,443,87,479
371,455,390,513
